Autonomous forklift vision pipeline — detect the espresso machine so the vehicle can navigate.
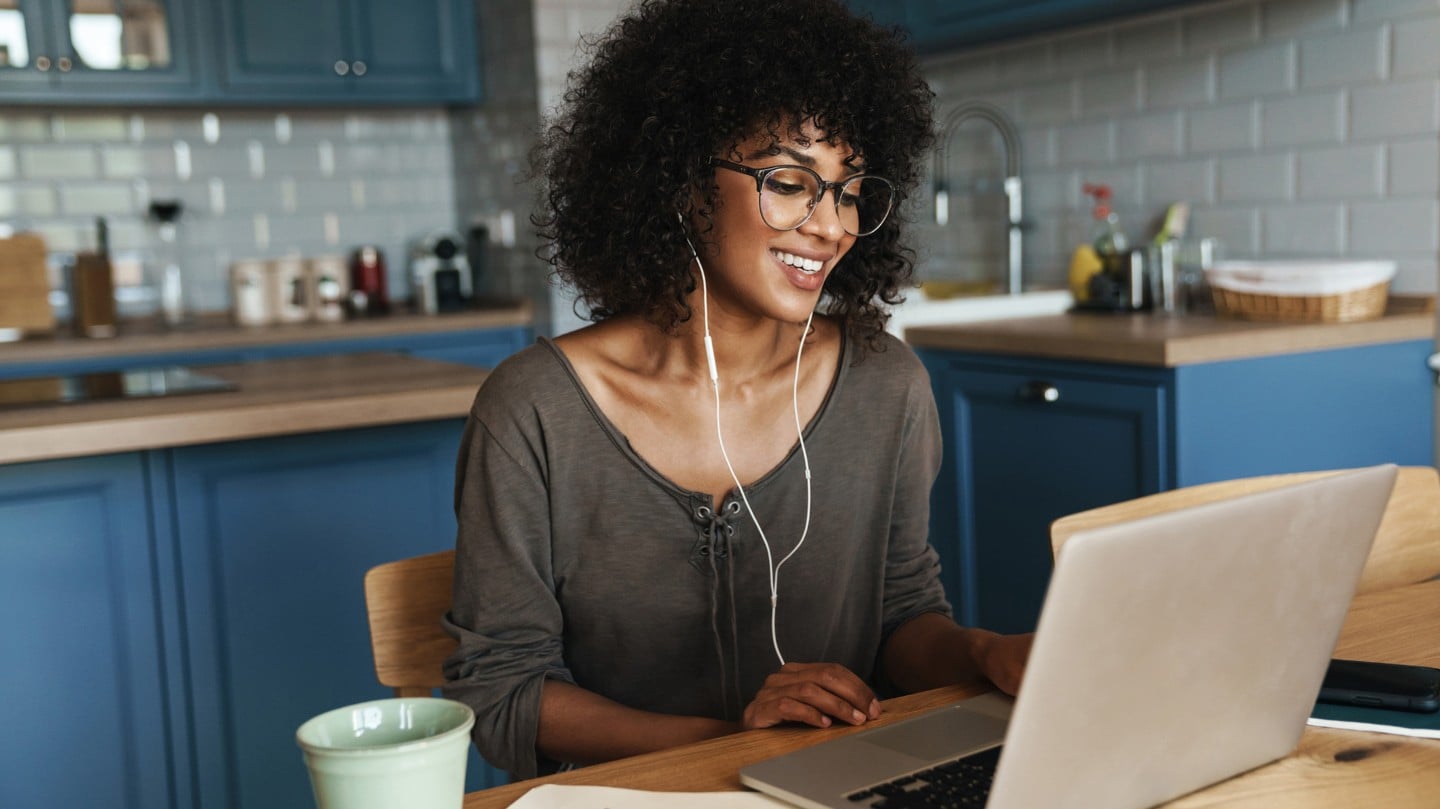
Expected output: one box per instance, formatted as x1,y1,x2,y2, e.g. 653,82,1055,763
408,231,471,314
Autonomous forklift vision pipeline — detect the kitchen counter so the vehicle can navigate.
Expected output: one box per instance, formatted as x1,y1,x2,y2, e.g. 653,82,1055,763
905,295,1435,367
0,300,532,367
0,352,484,465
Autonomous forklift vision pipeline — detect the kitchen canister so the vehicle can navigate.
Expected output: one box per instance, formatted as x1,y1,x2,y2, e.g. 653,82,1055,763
268,256,310,324
230,259,271,326
306,255,350,323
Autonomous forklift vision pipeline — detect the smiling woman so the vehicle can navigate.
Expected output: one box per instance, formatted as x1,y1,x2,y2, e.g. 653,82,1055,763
441,0,1034,783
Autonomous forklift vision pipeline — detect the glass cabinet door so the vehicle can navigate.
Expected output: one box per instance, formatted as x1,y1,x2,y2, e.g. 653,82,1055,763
0,0,53,87
49,0,200,95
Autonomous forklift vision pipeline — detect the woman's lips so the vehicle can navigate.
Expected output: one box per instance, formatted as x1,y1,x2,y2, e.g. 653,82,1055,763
771,249,826,292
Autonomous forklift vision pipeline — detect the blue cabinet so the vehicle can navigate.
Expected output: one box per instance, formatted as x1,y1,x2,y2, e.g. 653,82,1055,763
0,0,205,104
0,453,177,809
215,0,478,103
920,339,1434,635
847,0,1197,53
0,323,532,380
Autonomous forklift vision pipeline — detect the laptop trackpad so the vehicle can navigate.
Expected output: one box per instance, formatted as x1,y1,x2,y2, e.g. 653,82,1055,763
860,704,1009,761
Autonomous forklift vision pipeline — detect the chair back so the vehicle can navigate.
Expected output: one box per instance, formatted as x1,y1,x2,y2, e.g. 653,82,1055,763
1051,466,1440,595
363,549,458,697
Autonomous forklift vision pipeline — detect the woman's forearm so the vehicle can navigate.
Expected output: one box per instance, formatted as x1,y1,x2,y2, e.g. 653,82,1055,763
536,679,740,766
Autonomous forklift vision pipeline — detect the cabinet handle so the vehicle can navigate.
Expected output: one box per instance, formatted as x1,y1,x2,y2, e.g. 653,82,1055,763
333,60,350,76
57,56,72,72
35,55,51,71
1018,381,1060,403
351,60,367,77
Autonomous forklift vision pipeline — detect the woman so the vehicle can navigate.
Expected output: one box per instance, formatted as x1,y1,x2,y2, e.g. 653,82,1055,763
441,0,1033,779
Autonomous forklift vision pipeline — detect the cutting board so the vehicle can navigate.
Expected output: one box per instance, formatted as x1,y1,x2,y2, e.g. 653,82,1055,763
0,233,55,335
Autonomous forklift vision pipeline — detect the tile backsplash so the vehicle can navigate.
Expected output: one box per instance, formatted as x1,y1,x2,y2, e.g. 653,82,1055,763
918,0,1440,293
0,107,460,313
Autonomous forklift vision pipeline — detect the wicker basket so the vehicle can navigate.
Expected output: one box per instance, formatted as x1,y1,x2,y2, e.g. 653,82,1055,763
1211,280,1390,323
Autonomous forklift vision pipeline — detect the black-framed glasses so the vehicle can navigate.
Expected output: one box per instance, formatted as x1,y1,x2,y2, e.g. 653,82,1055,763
712,158,896,237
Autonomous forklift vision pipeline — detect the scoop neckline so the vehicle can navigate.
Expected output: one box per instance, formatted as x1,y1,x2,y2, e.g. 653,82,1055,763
539,329,851,504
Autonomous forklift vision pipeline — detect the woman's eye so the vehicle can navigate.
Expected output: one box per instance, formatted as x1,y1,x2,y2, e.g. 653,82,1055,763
763,177,809,196
838,191,861,208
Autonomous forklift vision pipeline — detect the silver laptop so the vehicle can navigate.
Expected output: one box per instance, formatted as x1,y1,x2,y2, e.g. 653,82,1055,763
742,464,1397,809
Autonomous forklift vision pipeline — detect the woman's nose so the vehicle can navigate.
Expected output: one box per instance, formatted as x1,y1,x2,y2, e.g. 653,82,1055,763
799,191,846,241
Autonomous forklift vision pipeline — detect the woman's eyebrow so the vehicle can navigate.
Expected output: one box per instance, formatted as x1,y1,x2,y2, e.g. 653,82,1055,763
743,144,816,165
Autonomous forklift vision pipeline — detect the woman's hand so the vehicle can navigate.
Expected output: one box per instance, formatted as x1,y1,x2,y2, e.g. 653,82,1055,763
971,631,1034,696
742,662,882,730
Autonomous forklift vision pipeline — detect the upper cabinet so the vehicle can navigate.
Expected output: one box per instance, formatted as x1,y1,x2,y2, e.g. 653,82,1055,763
216,0,478,103
847,0,1197,54
0,0,479,105
0,0,203,101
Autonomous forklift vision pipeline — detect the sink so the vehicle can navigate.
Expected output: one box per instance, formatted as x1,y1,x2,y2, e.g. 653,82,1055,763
887,289,1073,340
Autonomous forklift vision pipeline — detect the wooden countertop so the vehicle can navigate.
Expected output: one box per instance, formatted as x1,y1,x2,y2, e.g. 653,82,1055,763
0,301,532,366
904,295,1435,367
0,353,486,466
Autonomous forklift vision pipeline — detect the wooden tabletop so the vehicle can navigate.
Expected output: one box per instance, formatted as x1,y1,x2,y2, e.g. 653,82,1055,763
903,295,1435,367
0,352,485,465
462,579,1440,808
0,302,532,367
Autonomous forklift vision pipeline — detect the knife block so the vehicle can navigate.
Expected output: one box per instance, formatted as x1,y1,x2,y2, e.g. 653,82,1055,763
71,252,118,338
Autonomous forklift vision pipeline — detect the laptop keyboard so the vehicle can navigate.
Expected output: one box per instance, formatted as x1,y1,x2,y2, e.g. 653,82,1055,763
844,745,1002,809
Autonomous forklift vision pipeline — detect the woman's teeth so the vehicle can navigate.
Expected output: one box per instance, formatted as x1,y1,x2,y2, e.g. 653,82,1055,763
774,251,823,274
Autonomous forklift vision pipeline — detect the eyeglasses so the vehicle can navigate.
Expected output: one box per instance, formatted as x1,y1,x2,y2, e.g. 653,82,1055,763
711,158,896,237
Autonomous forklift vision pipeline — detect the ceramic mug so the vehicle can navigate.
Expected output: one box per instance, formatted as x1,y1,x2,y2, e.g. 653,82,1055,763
296,697,475,809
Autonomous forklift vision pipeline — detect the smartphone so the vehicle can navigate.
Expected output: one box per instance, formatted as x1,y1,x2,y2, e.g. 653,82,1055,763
1318,658,1440,713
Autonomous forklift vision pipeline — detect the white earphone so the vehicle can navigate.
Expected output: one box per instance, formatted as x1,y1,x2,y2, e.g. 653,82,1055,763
677,212,814,667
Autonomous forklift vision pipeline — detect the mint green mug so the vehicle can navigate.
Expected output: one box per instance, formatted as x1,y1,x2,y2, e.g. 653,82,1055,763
296,697,475,809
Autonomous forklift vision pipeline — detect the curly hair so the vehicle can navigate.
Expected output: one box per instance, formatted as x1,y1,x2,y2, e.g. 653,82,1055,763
533,0,934,348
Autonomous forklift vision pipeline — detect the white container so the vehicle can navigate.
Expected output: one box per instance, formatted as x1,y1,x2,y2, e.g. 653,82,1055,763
1205,260,1395,297
268,256,310,324
230,259,271,327
306,255,350,323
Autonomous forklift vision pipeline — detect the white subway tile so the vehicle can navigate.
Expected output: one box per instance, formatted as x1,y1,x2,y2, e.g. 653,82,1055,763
1390,257,1439,293
1220,42,1296,100
1114,18,1182,63
1184,4,1261,54
52,114,130,142
19,145,99,179
1261,92,1344,147
59,184,136,216
1079,69,1141,118
1220,153,1295,201
1056,121,1116,166
33,223,87,252
1190,206,1261,255
1299,26,1386,89
0,188,14,217
0,115,51,142
16,187,58,217
1119,111,1183,158
1021,128,1056,169
1296,144,1384,199
1387,138,1440,195
0,146,14,179
1054,30,1113,73
1262,0,1347,38
1144,56,1216,109
928,55,1000,94
1188,101,1259,153
1392,15,1440,78
995,43,1054,84
1349,79,1440,139
1352,0,1440,23
1349,199,1439,252
1146,159,1216,205
1025,170,1078,213
1016,82,1076,125
1262,204,1344,254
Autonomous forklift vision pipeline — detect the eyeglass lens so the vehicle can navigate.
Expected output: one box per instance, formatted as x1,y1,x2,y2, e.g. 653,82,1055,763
757,168,894,236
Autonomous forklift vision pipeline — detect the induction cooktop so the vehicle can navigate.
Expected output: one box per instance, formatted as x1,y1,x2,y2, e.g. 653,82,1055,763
0,366,238,409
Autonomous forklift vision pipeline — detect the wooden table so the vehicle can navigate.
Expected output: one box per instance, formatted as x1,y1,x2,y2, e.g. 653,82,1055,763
464,578,1440,808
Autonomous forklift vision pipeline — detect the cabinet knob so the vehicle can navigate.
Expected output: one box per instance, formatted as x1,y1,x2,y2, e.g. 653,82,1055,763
1018,381,1060,403
35,55,51,72
57,56,72,72
334,60,350,76
351,60,367,77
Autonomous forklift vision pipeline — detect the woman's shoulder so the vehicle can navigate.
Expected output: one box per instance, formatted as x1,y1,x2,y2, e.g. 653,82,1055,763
845,327,930,389
468,339,576,421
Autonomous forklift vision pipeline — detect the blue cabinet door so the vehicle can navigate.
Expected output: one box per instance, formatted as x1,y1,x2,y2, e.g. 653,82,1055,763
216,0,351,97
0,0,57,93
921,351,1168,634
347,0,477,100
847,0,1197,53
169,420,503,809
0,453,176,809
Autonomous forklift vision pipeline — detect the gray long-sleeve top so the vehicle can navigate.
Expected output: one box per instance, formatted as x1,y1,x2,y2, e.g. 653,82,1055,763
441,331,951,778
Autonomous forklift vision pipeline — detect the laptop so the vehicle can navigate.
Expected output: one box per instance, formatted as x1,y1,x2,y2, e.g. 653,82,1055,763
741,464,1398,809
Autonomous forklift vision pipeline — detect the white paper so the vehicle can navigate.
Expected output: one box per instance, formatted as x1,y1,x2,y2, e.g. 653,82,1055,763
1306,717,1440,740
508,784,794,809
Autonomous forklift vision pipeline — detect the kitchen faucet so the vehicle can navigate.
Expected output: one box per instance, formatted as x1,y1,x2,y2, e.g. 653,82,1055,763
933,101,1024,295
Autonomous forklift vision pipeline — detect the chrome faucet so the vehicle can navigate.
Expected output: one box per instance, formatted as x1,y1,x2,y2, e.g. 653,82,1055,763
933,101,1024,295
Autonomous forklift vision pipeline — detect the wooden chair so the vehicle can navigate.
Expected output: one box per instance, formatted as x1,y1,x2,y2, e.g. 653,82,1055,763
1051,466,1440,595
363,549,458,697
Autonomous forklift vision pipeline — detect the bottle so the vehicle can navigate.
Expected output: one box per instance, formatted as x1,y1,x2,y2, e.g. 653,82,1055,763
147,200,188,328
1083,183,1127,258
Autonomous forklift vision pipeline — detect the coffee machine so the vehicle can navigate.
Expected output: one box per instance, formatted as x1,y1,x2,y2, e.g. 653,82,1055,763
408,231,471,314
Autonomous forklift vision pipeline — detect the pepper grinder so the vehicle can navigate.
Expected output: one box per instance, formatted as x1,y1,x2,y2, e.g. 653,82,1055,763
147,199,188,328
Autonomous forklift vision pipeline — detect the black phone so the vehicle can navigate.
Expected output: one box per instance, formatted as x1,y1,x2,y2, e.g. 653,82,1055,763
1317,658,1440,713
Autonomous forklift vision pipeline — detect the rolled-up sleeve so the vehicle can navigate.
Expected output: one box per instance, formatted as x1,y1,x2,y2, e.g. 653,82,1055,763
441,411,573,779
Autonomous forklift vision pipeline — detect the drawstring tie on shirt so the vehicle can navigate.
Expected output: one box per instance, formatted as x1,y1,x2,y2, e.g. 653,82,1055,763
691,499,745,718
